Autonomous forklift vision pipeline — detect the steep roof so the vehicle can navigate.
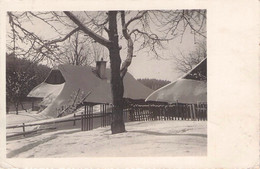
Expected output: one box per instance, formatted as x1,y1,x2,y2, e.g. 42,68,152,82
182,58,207,81
28,64,153,117
146,58,207,104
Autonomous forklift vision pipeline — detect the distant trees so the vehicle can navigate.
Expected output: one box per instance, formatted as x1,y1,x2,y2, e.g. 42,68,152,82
138,78,171,90
59,31,92,66
59,32,106,66
6,53,50,114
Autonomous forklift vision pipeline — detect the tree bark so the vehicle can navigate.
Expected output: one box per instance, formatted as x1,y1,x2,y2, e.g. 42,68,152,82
15,102,19,115
120,11,134,78
64,11,126,134
108,11,125,134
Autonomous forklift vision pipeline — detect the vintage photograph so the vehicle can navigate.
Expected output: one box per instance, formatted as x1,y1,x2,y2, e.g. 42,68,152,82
5,10,207,158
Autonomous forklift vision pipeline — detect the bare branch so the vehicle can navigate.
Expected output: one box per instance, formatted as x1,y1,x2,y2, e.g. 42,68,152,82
64,11,112,48
130,29,173,41
120,11,134,78
125,11,148,28
173,42,206,73
37,27,80,52
182,11,206,38
28,12,61,34
7,12,61,61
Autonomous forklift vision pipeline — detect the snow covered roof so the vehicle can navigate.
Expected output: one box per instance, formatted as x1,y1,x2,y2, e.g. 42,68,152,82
182,58,207,81
145,79,206,104
146,58,207,104
28,64,153,117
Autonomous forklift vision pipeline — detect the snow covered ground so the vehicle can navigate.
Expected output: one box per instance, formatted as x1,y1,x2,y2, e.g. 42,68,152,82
6,120,207,158
6,110,48,126
6,106,109,137
6,110,49,136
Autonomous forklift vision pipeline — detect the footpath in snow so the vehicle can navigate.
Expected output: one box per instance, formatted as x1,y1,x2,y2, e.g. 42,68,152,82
6,120,207,157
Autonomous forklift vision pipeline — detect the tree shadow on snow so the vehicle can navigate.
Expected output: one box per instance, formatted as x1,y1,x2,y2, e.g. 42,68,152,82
128,130,207,138
7,129,81,158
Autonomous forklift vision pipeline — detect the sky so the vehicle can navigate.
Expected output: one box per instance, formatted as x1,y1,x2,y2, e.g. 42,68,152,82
127,31,198,81
6,11,206,82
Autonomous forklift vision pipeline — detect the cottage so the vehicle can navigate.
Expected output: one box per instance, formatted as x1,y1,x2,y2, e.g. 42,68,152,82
146,58,207,104
28,60,153,117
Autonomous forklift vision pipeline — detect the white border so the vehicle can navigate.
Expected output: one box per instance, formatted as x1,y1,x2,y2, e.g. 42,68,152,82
0,0,259,168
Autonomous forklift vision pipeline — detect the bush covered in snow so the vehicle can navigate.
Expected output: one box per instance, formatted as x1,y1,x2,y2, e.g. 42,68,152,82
6,53,50,114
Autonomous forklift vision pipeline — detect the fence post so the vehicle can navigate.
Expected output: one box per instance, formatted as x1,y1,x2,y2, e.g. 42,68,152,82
73,113,76,126
83,105,86,131
102,104,105,127
192,104,196,121
92,106,94,130
176,100,179,120
148,105,151,121
130,106,134,121
100,105,102,127
183,105,186,120
142,108,144,121
181,104,184,120
91,106,93,130
22,123,25,137
103,104,105,127
87,106,89,131
104,104,106,126
198,102,201,121
89,106,91,130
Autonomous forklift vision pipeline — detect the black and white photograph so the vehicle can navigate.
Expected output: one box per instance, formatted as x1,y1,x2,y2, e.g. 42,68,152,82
5,10,207,158
0,0,258,168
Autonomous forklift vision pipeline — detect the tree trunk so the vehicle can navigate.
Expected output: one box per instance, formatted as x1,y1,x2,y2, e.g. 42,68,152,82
20,102,27,112
108,11,126,134
63,11,126,134
15,102,19,115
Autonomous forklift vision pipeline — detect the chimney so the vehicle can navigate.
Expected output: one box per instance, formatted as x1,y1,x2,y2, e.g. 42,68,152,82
96,58,107,79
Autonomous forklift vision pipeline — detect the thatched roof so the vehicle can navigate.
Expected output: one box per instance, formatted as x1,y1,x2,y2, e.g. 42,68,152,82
146,58,207,104
28,64,153,117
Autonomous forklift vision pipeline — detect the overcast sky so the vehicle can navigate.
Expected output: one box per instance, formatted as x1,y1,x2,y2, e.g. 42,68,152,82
6,11,205,82
127,30,198,81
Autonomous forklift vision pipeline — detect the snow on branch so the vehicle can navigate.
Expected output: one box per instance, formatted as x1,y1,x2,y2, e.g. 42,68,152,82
120,11,134,78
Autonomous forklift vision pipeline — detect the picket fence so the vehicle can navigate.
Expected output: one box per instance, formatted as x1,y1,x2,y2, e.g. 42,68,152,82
6,102,207,138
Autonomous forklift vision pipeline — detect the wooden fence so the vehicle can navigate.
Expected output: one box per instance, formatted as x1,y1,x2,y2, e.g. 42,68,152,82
129,103,207,121
6,102,207,138
80,104,130,131
81,104,112,131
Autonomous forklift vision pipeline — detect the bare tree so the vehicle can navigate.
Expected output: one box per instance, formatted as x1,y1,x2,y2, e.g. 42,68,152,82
7,10,206,134
173,41,206,73
59,31,95,66
91,43,107,62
